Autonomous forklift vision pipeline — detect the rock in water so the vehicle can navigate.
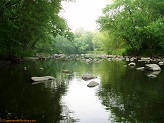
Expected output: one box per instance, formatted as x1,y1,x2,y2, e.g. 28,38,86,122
144,64,161,71
82,73,96,80
128,62,136,68
158,61,163,65
136,67,144,71
87,81,99,87
31,76,55,82
128,62,136,66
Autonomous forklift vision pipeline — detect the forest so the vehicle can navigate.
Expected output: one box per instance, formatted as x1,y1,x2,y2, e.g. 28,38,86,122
0,0,163,59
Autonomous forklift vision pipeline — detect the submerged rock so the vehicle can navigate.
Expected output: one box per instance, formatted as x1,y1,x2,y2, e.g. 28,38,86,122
144,64,161,71
87,81,99,87
82,73,97,80
31,76,55,82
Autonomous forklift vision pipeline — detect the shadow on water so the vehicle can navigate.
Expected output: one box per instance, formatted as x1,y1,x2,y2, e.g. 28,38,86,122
0,59,163,123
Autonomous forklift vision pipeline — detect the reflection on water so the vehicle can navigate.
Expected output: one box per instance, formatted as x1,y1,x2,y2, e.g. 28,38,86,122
0,59,163,123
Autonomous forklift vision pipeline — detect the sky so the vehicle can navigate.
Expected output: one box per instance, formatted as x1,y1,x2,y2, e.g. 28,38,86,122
60,0,112,31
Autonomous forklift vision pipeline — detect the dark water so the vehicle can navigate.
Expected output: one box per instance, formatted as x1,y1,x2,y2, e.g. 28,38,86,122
0,59,163,123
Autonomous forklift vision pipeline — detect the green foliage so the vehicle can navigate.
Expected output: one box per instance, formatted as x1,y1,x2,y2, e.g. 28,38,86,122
54,35,76,54
51,28,105,54
97,0,164,56
95,31,127,55
0,0,73,57
73,28,94,54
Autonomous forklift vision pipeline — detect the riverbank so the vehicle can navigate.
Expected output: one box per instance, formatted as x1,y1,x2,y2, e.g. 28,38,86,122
1,54,164,66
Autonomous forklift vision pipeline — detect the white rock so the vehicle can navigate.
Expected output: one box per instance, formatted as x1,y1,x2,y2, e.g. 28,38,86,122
144,64,161,71
87,81,99,87
158,61,163,65
141,57,151,62
128,62,136,66
136,67,144,71
31,76,55,82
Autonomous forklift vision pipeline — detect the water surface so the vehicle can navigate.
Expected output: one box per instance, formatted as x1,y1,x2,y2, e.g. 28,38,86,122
0,59,163,123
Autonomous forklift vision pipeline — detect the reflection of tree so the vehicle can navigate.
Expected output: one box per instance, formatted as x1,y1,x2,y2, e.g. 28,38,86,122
61,105,79,123
97,60,164,122
0,60,78,123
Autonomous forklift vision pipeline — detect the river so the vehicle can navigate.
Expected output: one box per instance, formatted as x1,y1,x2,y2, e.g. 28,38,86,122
0,58,163,123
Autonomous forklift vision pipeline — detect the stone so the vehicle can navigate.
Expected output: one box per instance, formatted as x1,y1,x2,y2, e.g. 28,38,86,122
136,67,144,71
87,81,99,87
140,57,151,62
128,62,136,66
144,64,161,71
158,61,163,65
31,76,55,82
82,73,97,80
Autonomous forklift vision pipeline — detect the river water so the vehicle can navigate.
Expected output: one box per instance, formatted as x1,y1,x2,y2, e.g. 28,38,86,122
0,59,163,123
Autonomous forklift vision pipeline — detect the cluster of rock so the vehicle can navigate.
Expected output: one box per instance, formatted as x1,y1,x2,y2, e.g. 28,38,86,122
82,73,99,88
23,54,164,66
128,62,162,78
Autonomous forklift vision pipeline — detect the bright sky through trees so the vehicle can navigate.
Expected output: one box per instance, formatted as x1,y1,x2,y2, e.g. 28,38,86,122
60,0,112,31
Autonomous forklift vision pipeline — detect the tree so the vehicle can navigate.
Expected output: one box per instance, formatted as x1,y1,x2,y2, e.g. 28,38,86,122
73,28,95,54
97,0,164,56
0,0,73,57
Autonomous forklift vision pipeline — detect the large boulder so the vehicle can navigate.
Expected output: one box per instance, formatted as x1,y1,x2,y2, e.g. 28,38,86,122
87,81,99,87
31,76,55,82
144,64,161,71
